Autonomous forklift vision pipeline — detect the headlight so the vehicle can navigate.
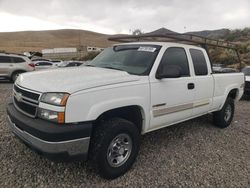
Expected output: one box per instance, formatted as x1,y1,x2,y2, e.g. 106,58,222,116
40,93,69,106
38,108,65,123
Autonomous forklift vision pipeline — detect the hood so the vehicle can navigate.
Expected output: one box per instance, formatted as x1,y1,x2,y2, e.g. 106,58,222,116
16,67,140,93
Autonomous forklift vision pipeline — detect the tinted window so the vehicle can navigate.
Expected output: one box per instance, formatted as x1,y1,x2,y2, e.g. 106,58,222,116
159,47,190,77
36,62,52,66
66,63,82,67
66,63,75,67
190,49,208,76
0,56,12,63
12,57,25,63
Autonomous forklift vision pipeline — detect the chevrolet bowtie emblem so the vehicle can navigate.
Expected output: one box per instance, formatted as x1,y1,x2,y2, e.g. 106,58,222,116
15,92,22,102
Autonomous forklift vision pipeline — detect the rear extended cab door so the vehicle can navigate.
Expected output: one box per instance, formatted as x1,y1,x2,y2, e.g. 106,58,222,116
187,47,214,117
148,44,196,131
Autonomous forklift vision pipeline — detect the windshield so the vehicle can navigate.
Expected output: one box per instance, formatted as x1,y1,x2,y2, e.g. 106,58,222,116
88,45,161,75
242,68,250,76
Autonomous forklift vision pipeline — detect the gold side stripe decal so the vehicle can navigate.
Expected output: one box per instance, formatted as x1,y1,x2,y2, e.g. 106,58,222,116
153,103,193,117
193,100,210,108
153,99,210,117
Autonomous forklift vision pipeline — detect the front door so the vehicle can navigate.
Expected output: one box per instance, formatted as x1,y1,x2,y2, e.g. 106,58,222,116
149,47,195,131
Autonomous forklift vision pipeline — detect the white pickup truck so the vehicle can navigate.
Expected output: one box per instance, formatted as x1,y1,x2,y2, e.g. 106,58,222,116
7,42,244,179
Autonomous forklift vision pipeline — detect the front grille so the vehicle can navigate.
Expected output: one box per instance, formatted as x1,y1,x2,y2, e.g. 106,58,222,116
14,84,40,101
14,97,37,116
245,81,250,89
13,84,40,117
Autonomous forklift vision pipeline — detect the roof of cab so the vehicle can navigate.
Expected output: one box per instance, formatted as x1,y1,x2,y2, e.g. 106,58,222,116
113,41,205,50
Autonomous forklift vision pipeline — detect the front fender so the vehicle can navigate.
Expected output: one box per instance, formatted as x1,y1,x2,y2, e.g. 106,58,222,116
86,97,146,120
65,83,150,131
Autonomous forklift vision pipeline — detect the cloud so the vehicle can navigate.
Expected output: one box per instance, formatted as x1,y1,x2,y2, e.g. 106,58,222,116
0,0,249,33
0,12,66,31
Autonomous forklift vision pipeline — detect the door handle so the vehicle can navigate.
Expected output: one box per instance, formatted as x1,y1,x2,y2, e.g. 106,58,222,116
9,64,14,67
188,83,195,90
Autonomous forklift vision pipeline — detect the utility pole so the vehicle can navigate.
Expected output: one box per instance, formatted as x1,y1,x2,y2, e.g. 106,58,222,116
79,30,81,59
184,26,187,33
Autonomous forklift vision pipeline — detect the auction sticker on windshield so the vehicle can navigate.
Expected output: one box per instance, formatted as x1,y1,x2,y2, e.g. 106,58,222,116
138,46,156,52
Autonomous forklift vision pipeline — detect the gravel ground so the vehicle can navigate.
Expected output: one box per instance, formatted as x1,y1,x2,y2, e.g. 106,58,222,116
0,81,250,187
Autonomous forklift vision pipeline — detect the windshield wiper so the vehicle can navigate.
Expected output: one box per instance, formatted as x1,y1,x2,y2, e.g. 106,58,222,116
102,66,125,72
85,64,127,73
85,64,96,67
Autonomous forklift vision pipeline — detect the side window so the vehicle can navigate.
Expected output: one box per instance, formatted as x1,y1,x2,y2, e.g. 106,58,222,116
189,49,208,76
159,47,190,77
12,57,25,63
37,62,51,66
45,62,52,66
0,56,12,63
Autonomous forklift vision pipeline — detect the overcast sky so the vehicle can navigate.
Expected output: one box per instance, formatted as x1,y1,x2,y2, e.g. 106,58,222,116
0,0,249,34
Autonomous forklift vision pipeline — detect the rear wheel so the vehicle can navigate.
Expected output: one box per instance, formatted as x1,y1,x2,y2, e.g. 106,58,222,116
213,97,235,128
90,118,140,179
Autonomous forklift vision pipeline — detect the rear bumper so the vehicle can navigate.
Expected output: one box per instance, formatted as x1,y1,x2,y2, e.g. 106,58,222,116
7,102,93,161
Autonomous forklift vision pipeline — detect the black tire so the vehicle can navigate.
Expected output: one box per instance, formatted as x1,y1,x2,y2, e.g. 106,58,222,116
90,118,140,179
213,97,235,128
11,71,23,82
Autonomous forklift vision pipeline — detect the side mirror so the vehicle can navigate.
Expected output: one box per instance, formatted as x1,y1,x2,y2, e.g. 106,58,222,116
156,65,181,79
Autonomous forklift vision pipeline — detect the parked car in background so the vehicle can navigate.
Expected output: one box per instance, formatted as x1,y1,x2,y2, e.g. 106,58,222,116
33,59,62,67
32,58,51,62
219,68,238,73
212,63,224,72
0,53,35,82
242,66,250,96
213,67,238,73
58,61,83,68
50,60,63,67
34,61,55,71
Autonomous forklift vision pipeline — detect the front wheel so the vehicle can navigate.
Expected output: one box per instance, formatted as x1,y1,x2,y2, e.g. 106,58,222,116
213,97,235,128
90,118,140,179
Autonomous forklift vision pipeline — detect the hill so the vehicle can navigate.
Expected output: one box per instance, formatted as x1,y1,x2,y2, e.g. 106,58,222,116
152,28,250,65
147,27,178,35
0,29,113,53
225,28,250,65
185,29,230,39
0,27,249,64
145,27,230,39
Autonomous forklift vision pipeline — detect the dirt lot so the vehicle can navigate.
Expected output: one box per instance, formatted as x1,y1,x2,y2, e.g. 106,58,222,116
0,81,250,187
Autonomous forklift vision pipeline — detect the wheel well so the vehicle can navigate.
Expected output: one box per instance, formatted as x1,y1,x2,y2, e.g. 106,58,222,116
95,106,144,132
228,89,238,100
